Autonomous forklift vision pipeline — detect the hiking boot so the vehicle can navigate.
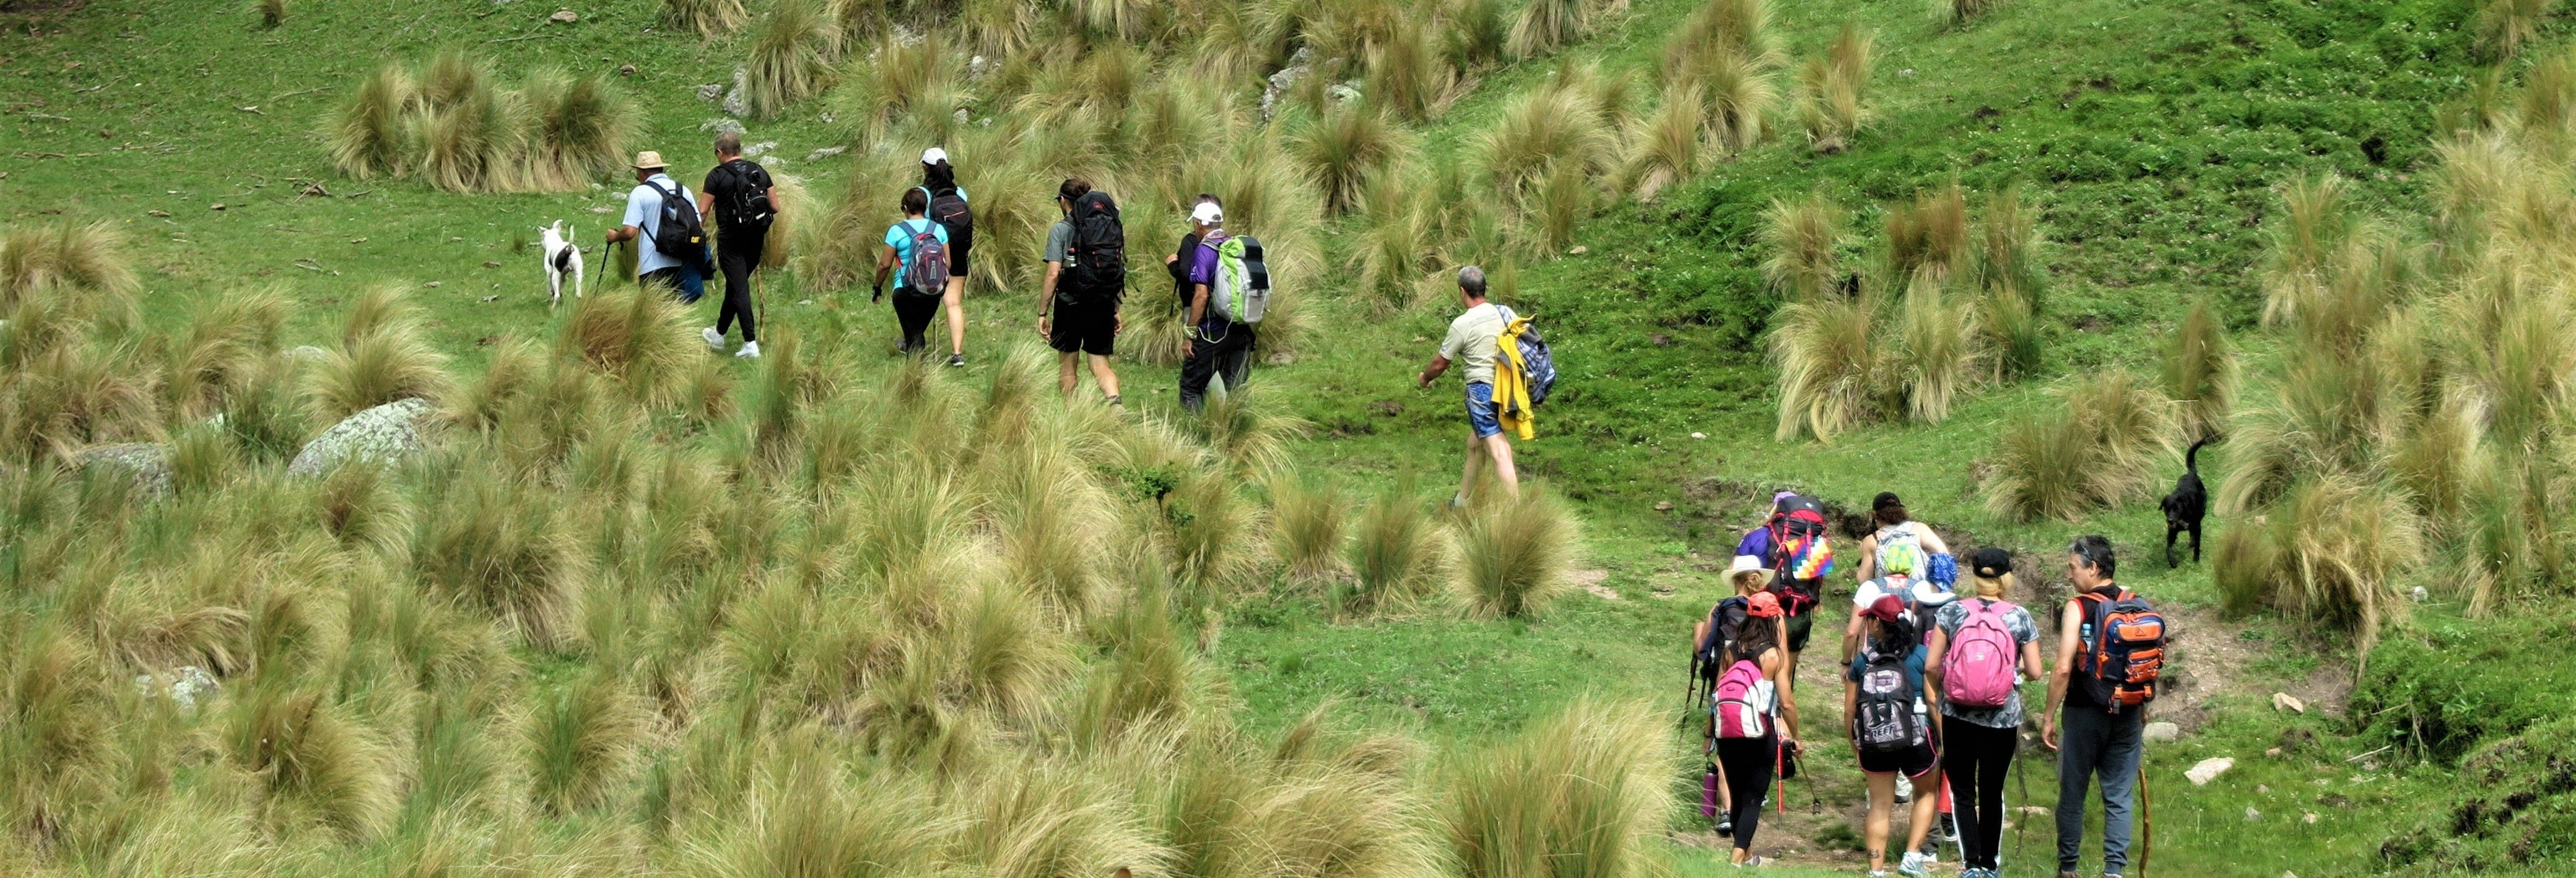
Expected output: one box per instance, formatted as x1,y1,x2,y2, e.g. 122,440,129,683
1714,814,1732,836
703,326,725,350
1941,812,1960,843
1896,851,1929,877
1105,394,1123,409
736,340,760,359
947,354,967,367
1894,783,1910,804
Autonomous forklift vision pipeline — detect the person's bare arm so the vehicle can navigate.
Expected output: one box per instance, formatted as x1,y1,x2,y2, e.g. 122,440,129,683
1842,680,1859,741
1770,648,1800,743
762,185,779,214
873,243,898,298
1842,606,1869,663
1923,625,1951,690
697,192,715,224
1418,355,1453,388
1855,534,1879,583
607,224,642,245
1188,282,1210,327
1918,523,1951,556
2041,598,2084,750
1039,261,1062,322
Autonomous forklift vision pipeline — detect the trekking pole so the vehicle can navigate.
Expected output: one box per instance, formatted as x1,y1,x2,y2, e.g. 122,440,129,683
2136,761,2152,878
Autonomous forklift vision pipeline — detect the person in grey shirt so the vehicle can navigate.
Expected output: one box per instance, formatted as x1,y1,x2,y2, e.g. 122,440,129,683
1925,547,2048,878
1036,177,1121,406
2042,536,2149,878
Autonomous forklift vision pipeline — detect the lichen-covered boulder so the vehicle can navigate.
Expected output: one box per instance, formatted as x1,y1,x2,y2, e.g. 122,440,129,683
78,442,174,498
289,398,437,477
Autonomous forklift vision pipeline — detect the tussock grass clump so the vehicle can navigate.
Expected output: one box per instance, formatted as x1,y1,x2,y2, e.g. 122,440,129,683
1760,188,1842,299
666,0,749,37
2477,0,2555,60
1444,698,1667,878
1795,24,1873,153
2220,475,2421,647
259,0,285,27
1294,103,1409,216
1770,292,1886,441
226,686,396,840
746,0,840,121
1342,489,1448,617
1985,371,2176,521
529,667,646,815
1477,83,1616,200
1,222,139,307
1269,474,1351,582
331,64,413,181
2161,298,2232,441
1933,0,2001,27
310,288,451,421
1896,275,1976,424
1370,14,1460,123
523,69,640,191
330,51,637,194
409,463,580,648
555,287,700,407
1626,85,1704,202
1453,491,1578,619
1509,0,1599,59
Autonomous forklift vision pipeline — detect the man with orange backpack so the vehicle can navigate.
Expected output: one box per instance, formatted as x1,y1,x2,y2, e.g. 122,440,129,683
2042,536,2164,878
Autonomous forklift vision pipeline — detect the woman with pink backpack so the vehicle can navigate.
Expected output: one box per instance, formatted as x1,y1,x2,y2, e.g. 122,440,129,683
1707,590,1801,867
1922,547,2048,878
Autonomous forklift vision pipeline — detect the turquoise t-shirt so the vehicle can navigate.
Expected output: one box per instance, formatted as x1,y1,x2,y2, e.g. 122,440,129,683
882,217,950,277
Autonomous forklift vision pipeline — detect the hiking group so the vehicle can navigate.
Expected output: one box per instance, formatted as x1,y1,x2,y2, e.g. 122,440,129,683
607,139,1557,455
1692,495,2164,878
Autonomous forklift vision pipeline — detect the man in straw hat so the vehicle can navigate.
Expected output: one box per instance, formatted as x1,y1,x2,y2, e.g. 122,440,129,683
604,150,706,299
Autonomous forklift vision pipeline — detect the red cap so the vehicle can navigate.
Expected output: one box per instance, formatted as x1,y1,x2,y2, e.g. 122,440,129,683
1746,591,1783,619
1862,594,1907,623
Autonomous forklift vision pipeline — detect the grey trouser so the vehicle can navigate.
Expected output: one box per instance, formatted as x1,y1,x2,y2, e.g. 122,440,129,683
2056,703,2146,874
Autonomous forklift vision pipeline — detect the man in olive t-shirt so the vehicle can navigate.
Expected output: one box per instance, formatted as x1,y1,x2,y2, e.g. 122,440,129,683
1415,266,1520,506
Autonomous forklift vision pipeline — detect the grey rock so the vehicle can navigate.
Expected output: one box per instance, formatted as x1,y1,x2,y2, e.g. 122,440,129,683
2272,692,2306,714
289,398,437,478
955,107,971,124
721,65,749,118
804,145,848,162
134,665,220,711
967,54,991,80
1261,46,1316,121
287,344,331,362
742,140,778,158
697,82,726,102
2409,585,2429,603
1328,80,1362,105
549,9,578,24
699,117,746,135
2143,721,2182,742
2244,807,2261,822
78,442,173,499
2186,757,2234,786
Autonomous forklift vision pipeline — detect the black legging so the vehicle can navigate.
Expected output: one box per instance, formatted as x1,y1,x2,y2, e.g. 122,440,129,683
893,293,940,354
715,235,762,342
1940,718,2016,870
1714,736,1777,853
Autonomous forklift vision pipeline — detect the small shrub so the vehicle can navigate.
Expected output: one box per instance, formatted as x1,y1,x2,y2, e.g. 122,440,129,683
1270,474,1351,582
1370,14,1458,122
746,0,840,121
310,289,451,420
1885,180,1969,282
1627,85,1704,202
1454,490,1578,619
1477,82,1616,201
521,69,639,190
330,64,413,181
1897,274,1975,424
1983,407,2100,523
1770,292,1887,441
1445,0,1511,70
1695,47,1777,154
555,287,700,407
1294,103,1409,216
2065,369,2177,496
1795,24,1873,153
1,221,139,307
2252,475,2422,648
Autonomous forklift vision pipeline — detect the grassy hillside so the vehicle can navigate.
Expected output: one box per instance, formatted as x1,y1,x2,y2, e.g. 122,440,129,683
0,0,2558,874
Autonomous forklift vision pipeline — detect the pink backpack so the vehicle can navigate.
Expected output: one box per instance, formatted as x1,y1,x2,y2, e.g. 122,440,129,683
1712,659,1773,739
1943,599,2021,708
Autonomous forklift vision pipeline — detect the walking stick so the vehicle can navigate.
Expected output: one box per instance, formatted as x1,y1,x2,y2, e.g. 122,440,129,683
2136,760,2152,878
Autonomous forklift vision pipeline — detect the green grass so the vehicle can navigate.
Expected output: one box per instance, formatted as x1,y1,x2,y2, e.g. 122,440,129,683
0,0,2538,873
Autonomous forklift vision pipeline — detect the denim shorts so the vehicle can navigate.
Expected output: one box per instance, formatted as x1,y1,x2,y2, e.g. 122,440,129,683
1466,382,1502,439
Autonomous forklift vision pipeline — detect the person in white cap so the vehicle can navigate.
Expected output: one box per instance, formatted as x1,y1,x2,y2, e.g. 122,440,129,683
1174,196,1255,413
603,150,704,297
919,147,973,367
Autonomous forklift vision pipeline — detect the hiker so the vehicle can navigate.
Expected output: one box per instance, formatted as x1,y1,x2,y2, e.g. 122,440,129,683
1709,590,1799,867
696,132,775,359
1038,178,1123,406
1847,595,1941,878
1692,555,1785,835
604,150,707,300
1734,492,1834,690
1924,547,2047,878
872,187,950,355
2042,536,2159,878
920,147,972,367
1844,492,1954,663
1173,198,1255,414
1416,266,1520,505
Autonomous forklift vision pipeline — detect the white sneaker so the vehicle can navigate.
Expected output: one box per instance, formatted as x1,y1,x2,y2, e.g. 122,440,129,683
702,326,725,350
1897,851,1928,877
735,340,760,359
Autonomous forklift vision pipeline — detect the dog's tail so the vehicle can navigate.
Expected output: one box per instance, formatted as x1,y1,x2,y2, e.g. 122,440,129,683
2184,436,2211,473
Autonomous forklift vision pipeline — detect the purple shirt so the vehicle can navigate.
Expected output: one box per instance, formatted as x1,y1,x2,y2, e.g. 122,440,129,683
1188,232,1229,329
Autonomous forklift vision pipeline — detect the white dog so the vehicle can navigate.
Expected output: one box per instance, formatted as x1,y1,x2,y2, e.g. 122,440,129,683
539,221,584,307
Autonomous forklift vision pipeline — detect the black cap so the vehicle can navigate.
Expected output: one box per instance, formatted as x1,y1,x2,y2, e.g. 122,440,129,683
1873,491,1902,511
1972,547,2013,579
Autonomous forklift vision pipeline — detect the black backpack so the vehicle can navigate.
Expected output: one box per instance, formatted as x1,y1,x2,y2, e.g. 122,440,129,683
642,180,707,263
709,160,775,230
1060,191,1125,307
1851,650,1925,756
923,185,972,236
1765,494,1831,611
1694,596,1751,685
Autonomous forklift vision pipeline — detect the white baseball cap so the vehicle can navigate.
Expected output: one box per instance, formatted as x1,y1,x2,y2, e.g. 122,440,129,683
1190,201,1224,225
920,147,949,165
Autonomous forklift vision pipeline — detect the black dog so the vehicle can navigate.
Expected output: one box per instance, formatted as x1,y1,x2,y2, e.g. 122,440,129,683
2161,437,2211,566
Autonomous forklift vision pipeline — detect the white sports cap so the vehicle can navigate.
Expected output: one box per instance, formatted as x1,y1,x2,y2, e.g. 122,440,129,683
920,147,949,165
1190,201,1224,225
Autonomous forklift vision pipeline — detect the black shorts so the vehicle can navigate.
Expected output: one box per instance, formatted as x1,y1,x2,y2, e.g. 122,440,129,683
1858,742,1938,778
946,225,972,278
1049,302,1116,356
1783,609,1814,653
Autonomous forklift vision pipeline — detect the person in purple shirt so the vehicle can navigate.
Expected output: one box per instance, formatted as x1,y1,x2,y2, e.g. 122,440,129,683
1173,196,1255,414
